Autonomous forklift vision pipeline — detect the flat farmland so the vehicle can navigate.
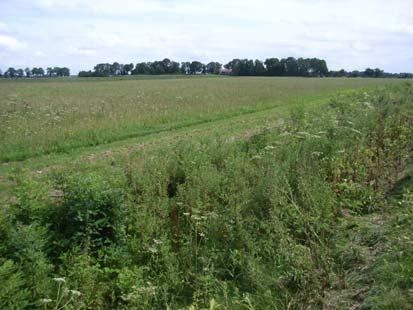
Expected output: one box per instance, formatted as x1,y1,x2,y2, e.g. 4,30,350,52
0,76,401,162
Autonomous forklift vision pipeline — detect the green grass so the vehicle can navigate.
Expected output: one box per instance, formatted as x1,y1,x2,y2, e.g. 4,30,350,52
0,77,412,309
0,76,402,162
325,165,413,309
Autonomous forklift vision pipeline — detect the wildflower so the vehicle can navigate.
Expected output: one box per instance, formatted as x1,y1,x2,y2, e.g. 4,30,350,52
40,298,52,304
148,247,158,253
53,277,66,283
191,215,202,221
70,290,82,296
153,239,163,245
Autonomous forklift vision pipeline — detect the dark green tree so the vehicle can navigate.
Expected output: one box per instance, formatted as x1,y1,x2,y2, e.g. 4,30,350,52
206,62,222,74
253,60,266,76
4,67,17,78
16,69,24,78
180,62,191,74
24,68,31,78
264,58,283,76
189,61,204,74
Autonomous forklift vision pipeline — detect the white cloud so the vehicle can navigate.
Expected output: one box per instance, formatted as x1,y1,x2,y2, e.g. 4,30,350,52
0,34,25,50
351,41,373,52
68,47,97,56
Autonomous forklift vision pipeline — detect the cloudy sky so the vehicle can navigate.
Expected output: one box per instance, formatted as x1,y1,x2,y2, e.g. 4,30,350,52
0,0,412,74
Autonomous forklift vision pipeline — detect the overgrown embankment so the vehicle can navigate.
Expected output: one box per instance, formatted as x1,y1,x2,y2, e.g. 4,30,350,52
0,83,412,309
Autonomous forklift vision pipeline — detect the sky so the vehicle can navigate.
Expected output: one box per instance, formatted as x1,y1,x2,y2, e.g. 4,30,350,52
0,0,412,74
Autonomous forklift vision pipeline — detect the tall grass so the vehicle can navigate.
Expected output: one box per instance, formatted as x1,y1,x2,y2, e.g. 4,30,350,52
0,83,412,308
0,76,402,162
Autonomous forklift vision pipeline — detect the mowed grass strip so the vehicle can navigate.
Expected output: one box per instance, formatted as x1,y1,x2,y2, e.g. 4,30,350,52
0,76,402,162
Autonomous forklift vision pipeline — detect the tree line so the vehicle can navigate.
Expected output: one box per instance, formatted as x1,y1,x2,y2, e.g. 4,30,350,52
78,57,412,78
2,59,412,79
78,57,330,77
329,68,413,78
0,66,70,78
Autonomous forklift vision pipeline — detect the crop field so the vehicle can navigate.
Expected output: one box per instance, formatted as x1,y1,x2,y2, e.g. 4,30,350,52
0,76,401,162
0,76,412,309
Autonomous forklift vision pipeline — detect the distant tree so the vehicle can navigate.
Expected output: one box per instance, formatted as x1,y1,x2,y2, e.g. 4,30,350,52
180,62,191,74
320,60,329,76
338,69,348,77
398,72,413,79
283,57,299,76
46,67,53,77
189,61,204,74
350,70,361,77
78,70,94,77
64,67,70,76
373,68,383,78
16,68,24,78
32,67,45,77
133,62,151,75
161,58,171,73
244,59,255,75
364,68,375,77
224,59,240,70
150,61,165,74
94,63,111,77
59,67,70,76
168,61,180,74
253,60,266,76
4,67,17,78
111,62,121,76
297,58,310,76
206,62,222,74
329,69,348,77
24,67,31,78
122,63,134,75
226,59,257,76
264,58,283,76
225,59,242,75
0,69,2,77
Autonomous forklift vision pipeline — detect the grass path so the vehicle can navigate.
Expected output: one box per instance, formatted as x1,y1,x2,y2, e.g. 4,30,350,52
1,84,369,172
0,84,398,204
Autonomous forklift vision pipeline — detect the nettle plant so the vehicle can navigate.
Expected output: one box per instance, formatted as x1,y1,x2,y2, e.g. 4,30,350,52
48,173,127,258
